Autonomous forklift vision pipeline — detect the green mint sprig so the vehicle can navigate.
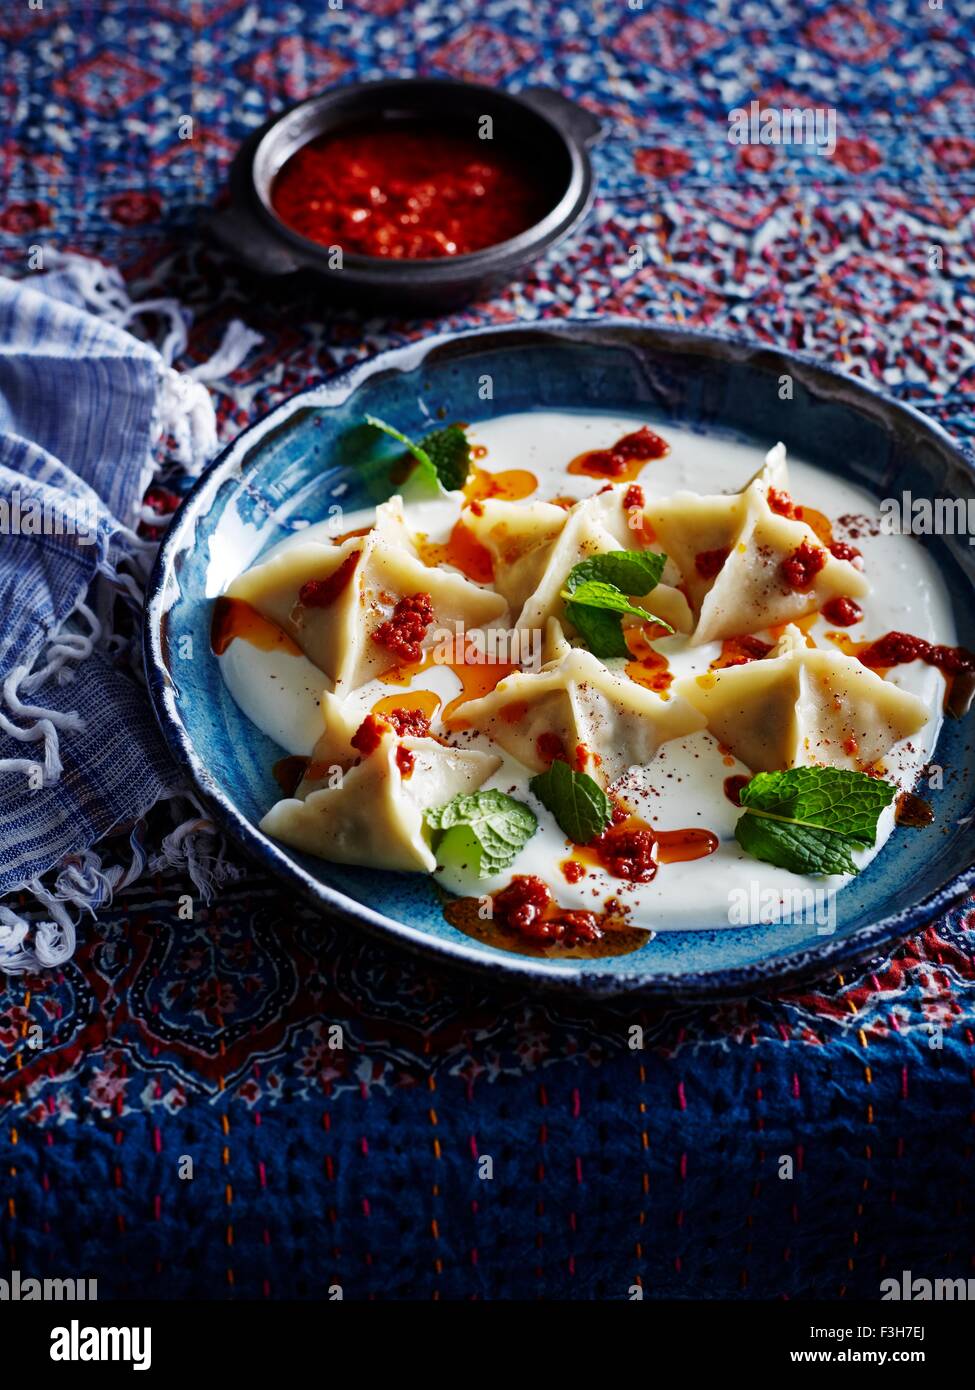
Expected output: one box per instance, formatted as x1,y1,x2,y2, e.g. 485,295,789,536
529,758,613,844
735,767,898,877
426,789,537,878
365,415,471,492
561,550,672,658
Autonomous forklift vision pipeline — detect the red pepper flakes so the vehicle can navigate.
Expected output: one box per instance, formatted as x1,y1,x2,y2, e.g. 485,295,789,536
492,875,551,934
781,540,826,590
575,426,669,478
767,486,803,520
573,743,594,772
350,713,389,757
371,592,435,664
623,484,645,510
492,877,603,946
695,546,730,580
300,551,361,608
385,707,432,739
592,828,658,883
270,120,549,260
394,745,415,778
822,596,863,627
859,631,975,675
829,540,863,565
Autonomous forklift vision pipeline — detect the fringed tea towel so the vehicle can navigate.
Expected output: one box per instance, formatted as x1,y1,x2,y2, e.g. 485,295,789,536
0,252,260,974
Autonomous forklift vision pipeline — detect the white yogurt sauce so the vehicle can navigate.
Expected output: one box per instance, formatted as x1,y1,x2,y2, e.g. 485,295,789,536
218,411,956,932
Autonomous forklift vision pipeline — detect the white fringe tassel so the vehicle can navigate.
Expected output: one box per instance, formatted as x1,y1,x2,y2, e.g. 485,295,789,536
0,802,243,975
0,252,261,972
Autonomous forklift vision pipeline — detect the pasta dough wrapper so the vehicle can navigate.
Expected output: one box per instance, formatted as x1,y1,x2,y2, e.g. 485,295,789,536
464,490,691,638
226,498,507,692
676,624,929,772
261,728,501,872
645,444,868,645
453,643,706,784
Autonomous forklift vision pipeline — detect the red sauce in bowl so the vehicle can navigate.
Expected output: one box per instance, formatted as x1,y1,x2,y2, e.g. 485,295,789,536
270,120,550,259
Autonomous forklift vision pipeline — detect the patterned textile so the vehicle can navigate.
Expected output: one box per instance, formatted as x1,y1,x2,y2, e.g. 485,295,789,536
0,270,183,948
1,0,974,1299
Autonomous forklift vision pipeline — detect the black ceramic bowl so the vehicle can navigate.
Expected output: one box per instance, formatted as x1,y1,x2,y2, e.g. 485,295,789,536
209,78,600,311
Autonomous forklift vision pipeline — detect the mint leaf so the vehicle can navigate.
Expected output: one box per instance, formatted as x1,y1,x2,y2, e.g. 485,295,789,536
739,767,896,847
365,415,471,492
561,551,673,657
563,602,633,658
426,789,536,878
420,425,471,492
735,813,861,876
734,766,897,876
562,579,662,619
529,758,612,844
566,550,666,597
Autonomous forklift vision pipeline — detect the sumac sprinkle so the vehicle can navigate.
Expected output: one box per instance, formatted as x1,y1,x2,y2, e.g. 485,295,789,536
695,546,730,580
829,540,862,565
492,875,552,935
394,744,415,778
724,774,750,806
351,713,388,757
386,707,431,739
623,484,645,510
593,828,658,883
270,120,548,259
371,592,435,664
299,550,360,607
536,732,567,766
822,596,863,627
781,540,826,590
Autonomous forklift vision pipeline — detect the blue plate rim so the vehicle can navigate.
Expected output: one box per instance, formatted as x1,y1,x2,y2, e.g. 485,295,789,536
143,318,975,997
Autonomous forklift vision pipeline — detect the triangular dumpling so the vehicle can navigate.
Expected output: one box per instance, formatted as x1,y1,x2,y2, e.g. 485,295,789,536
464,491,692,638
226,498,507,692
675,624,929,772
462,497,569,610
452,643,706,783
645,444,868,645
261,722,501,872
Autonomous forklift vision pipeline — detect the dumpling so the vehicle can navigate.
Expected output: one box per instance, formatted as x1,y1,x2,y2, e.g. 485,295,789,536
464,491,692,638
261,718,501,872
451,642,706,784
675,624,929,772
644,444,868,645
225,498,507,692
462,498,569,610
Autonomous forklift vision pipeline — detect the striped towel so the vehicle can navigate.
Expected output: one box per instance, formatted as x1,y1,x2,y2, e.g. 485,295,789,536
0,254,259,973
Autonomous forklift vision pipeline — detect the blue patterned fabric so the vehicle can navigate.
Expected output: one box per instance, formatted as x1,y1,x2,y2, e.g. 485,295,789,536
1,0,974,1299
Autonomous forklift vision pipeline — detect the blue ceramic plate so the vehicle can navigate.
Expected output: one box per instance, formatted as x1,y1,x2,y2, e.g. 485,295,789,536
144,322,975,995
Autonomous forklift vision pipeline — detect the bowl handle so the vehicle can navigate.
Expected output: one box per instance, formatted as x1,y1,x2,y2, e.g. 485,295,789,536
207,204,303,277
520,87,603,147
